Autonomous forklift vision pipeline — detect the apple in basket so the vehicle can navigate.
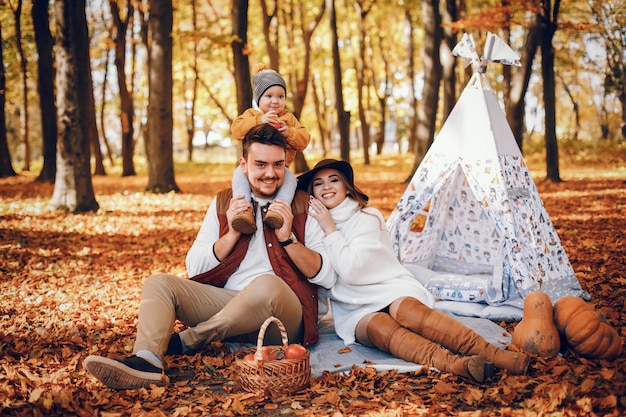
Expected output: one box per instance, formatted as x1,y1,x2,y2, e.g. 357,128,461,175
243,353,256,362
284,343,307,360
262,347,279,361
243,347,279,362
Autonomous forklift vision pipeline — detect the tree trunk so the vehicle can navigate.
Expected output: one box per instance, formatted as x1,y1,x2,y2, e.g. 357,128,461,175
232,0,252,116
327,0,350,162
405,9,418,155
13,0,30,172
411,0,442,179
0,19,17,178
541,0,561,182
49,0,99,213
501,0,513,101
186,0,199,163
441,0,457,120
259,0,279,71
99,48,115,165
355,0,371,165
110,0,136,176
290,0,325,173
311,75,329,157
589,0,626,140
559,74,579,140
87,63,105,176
32,0,57,183
506,19,540,152
145,0,179,193
372,32,391,156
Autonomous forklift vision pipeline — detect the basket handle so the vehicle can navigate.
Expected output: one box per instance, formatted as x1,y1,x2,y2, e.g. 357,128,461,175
254,316,289,361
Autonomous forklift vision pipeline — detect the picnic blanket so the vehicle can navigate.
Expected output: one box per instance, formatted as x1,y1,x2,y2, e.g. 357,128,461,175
307,310,512,377
227,308,514,378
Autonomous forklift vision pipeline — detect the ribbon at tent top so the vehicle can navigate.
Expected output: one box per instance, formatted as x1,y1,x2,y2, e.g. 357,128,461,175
452,32,521,74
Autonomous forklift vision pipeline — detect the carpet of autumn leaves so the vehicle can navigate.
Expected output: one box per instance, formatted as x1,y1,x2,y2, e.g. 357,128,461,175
1,153,625,417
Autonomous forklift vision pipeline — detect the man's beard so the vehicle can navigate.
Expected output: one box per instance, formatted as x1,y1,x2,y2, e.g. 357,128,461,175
251,178,280,199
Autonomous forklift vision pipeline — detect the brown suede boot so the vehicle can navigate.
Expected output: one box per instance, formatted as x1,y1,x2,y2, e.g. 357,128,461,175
366,312,487,383
263,209,284,229
393,297,530,375
231,207,256,235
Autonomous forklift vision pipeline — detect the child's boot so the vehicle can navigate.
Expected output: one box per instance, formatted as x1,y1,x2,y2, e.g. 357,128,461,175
263,205,284,229
232,207,256,235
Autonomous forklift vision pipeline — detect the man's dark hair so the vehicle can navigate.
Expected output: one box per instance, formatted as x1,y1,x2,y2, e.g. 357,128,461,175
241,124,286,159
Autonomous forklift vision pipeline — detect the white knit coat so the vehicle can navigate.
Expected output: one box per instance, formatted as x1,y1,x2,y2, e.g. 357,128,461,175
319,198,436,345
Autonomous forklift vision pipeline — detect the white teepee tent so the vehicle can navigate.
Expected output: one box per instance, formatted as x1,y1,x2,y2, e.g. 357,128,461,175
386,33,588,314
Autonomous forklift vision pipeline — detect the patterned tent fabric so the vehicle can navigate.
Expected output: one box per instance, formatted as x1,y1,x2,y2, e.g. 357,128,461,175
386,34,588,314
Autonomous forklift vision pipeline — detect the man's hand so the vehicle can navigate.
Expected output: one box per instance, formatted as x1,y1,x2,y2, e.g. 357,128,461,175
213,195,247,260
228,195,252,223
267,200,294,242
270,200,322,278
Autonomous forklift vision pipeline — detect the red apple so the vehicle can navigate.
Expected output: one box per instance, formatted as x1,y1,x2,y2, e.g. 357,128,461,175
261,347,279,362
243,353,256,362
284,343,307,360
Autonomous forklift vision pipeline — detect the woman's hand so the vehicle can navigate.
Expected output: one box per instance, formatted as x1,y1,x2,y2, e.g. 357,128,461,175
308,197,337,235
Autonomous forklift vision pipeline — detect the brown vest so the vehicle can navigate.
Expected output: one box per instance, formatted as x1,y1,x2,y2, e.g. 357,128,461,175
190,189,320,346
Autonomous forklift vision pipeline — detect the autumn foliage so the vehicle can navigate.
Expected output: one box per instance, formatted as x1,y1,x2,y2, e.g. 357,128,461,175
1,157,625,416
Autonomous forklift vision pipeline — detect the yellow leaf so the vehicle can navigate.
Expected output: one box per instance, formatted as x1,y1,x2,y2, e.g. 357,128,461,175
28,387,44,403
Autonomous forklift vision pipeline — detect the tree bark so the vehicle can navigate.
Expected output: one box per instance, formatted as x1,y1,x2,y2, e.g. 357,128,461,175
259,0,279,71
110,0,136,176
185,0,199,162
0,19,17,178
311,75,329,157
49,0,99,213
82,30,105,177
589,0,626,140
290,0,325,173
441,0,457,120
372,32,391,155
145,0,179,193
32,0,57,183
411,0,442,179
506,19,540,152
501,0,513,102
355,0,372,165
327,0,350,162
13,0,30,172
405,9,418,155
232,0,252,116
541,0,561,182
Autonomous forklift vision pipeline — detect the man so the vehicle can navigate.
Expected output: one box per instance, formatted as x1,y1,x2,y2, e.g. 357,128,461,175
84,124,334,389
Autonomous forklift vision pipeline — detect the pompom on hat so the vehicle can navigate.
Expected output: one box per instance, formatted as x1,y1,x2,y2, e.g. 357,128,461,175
253,64,287,104
297,159,369,201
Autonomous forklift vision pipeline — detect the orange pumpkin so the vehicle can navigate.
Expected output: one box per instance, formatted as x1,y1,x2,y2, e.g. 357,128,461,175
511,280,561,357
553,295,623,360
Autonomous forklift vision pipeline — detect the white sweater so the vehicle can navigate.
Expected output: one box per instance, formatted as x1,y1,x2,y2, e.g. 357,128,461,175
319,198,435,345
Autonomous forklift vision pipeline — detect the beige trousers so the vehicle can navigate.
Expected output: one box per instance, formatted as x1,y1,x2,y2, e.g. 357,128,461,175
133,273,304,359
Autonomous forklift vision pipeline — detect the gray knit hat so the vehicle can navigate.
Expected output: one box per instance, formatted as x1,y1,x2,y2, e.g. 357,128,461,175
253,69,287,104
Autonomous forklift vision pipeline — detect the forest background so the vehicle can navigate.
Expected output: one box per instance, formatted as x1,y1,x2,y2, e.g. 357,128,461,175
1,0,626,415
0,0,625,202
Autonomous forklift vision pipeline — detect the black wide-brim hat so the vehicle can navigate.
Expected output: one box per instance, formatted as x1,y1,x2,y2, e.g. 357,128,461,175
297,158,369,201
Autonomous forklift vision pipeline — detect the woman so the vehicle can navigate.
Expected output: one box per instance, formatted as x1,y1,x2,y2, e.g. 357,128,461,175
298,159,530,383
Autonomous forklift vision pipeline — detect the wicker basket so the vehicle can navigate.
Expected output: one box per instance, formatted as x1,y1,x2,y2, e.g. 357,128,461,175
234,316,310,395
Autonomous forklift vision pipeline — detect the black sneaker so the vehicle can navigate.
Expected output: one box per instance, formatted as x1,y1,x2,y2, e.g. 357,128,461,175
165,333,183,356
84,355,169,390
